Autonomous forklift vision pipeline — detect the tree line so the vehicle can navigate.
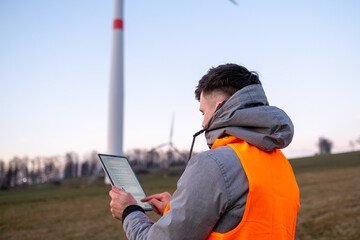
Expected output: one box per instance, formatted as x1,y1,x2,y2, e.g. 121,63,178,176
0,148,190,190
2,136,358,190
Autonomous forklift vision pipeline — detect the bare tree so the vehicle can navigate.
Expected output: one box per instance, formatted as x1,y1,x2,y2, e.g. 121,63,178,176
0,160,4,179
89,151,100,175
19,157,29,185
34,157,44,183
127,148,144,168
29,158,41,185
2,157,29,187
4,167,12,189
64,152,79,178
43,157,61,182
0,159,6,189
81,161,90,176
318,137,333,154
145,150,160,168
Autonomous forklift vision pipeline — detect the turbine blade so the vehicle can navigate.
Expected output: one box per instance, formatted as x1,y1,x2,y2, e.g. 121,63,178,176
229,0,238,6
152,143,168,150
172,146,182,155
169,113,175,144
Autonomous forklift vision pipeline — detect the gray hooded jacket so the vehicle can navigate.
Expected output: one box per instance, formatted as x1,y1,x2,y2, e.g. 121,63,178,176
123,84,294,240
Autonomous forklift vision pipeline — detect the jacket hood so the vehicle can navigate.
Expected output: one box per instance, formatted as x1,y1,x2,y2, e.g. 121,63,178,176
204,84,294,152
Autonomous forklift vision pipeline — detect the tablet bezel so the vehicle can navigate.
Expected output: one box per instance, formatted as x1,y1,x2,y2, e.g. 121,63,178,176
98,153,152,211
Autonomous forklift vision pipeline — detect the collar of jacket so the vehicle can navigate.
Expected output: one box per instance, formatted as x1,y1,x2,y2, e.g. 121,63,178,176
203,84,294,152
211,135,242,150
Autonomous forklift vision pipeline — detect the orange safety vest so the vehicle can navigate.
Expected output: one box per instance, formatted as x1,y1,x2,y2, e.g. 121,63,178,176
164,136,300,240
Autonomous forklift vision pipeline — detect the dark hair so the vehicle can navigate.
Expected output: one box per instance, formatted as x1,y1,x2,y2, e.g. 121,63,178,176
195,63,261,100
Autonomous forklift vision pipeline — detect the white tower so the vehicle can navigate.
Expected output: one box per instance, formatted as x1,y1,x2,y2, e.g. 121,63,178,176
108,0,124,156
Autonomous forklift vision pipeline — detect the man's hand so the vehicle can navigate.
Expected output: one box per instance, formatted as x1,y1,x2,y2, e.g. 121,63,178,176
109,186,137,221
141,192,171,215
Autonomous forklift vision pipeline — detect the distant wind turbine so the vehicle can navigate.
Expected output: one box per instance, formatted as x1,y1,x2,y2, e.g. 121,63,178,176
151,113,182,157
149,114,185,177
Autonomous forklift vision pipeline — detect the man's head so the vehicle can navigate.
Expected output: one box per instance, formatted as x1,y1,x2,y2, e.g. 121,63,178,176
196,63,261,128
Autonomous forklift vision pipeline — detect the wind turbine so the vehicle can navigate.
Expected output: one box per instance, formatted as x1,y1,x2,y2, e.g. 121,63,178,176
149,114,185,168
151,114,182,153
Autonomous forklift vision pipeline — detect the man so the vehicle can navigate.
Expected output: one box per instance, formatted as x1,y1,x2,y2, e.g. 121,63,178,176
109,63,300,240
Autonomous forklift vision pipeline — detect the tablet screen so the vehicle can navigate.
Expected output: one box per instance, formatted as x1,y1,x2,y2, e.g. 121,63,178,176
98,154,152,211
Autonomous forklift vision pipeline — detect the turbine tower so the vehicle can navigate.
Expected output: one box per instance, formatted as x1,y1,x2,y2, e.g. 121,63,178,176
108,0,124,156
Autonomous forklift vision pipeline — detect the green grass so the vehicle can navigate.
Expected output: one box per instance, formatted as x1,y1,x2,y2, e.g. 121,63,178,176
0,152,359,240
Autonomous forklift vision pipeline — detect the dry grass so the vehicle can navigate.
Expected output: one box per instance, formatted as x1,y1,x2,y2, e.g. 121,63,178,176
290,151,360,240
0,174,175,240
295,167,360,240
1,153,359,239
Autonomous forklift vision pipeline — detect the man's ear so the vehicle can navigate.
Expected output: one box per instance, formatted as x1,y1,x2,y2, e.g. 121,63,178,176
215,100,227,112
215,101,223,109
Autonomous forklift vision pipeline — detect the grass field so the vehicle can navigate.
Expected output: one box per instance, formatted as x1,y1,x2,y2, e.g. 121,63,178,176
1,152,359,240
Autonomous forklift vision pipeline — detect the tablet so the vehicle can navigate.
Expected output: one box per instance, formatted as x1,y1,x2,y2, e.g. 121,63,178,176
98,153,152,211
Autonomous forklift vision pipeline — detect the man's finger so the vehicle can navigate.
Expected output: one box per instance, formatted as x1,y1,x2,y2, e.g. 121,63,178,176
109,190,124,199
148,199,161,215
152,206,161,215
141,193,165,202
140,196,153,202
149,199,163,210
109,190,116,198
112,186,126,194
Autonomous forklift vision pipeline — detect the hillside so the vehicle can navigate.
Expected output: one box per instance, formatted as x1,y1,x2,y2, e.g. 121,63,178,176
290,150,360,240
289,150,360,173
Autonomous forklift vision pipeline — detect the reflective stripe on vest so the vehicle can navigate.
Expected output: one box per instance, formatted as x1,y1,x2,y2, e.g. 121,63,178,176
163,136,300,240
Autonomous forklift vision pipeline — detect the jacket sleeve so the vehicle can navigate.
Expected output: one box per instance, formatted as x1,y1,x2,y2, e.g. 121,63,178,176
123,152,230,240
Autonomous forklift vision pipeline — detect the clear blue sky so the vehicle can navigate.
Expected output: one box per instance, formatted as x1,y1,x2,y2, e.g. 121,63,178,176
1,0,359,162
